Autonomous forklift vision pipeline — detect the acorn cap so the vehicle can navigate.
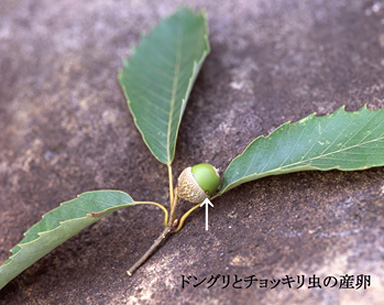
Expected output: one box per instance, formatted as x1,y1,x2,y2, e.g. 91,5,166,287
177,167,208,203
176,164,220,203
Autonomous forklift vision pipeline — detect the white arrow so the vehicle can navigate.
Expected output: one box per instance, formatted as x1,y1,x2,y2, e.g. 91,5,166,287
200,198,214,231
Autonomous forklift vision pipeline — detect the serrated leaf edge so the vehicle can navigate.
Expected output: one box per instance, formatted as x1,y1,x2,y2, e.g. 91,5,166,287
219,105,383,194
0,190,135,271
118,7,210,165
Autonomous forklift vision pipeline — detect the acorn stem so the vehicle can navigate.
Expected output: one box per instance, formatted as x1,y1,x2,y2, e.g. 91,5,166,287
168,188,178,227
127,164,221,275
127,170,180,276
126,227,172,276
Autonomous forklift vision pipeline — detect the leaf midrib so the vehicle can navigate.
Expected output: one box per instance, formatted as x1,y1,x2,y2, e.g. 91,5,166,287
167,25,183,164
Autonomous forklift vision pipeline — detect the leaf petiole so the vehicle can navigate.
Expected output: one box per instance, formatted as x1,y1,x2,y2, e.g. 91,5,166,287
174,194,219,232
174,202,200,232
168,165,174,207
135,202,169,227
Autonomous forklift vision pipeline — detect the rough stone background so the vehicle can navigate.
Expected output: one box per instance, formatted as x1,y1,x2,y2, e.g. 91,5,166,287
1,0,384,304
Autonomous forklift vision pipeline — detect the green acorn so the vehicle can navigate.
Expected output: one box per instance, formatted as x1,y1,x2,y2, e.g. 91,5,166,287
177,163,221,203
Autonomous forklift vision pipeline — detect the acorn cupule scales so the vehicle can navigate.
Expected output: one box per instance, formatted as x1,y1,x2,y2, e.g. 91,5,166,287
176,163,221,203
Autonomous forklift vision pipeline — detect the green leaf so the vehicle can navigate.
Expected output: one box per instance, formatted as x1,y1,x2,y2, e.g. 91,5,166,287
119,7,210,165
0,190,134,290
220,106,384,194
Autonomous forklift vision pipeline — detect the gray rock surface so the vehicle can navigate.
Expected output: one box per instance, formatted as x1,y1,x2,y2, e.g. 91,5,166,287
0,0,383,304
